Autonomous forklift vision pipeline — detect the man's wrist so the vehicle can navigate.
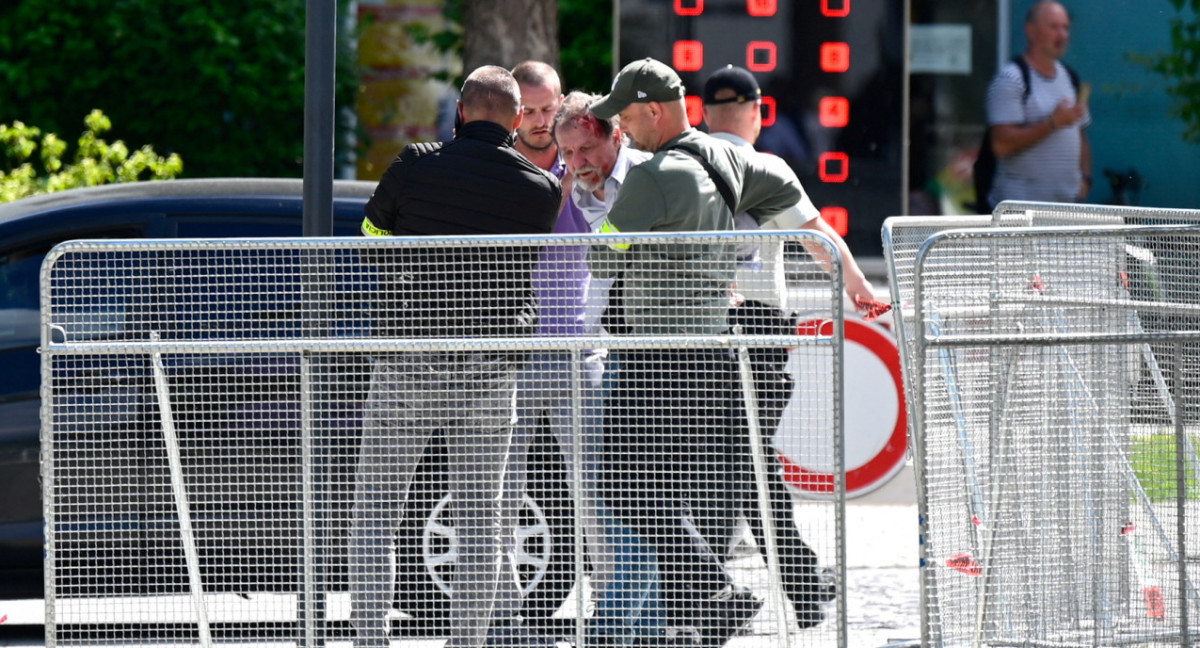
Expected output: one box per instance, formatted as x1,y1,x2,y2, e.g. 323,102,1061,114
1045,115,1057,130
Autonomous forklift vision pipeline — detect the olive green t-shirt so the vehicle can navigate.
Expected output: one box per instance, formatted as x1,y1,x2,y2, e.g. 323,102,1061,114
593,129,804,335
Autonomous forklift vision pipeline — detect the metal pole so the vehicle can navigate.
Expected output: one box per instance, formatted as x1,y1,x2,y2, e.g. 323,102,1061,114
569,355,587,648
303,0,336,237
1173,341,1192,648
998,0,1012,71
300,351,319,648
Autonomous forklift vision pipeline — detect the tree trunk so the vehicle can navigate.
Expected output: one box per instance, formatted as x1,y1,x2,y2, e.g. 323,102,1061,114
462,0,559,73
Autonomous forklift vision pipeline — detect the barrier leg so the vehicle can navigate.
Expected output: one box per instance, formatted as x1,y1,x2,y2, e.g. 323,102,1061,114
736,345,790,645
150,334,213,648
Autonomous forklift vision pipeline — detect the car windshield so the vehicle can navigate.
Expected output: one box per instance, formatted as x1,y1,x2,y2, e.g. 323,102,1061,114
0,247,44,345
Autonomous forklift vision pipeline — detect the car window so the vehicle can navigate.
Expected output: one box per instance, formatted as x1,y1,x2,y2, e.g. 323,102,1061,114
0,228,142,348
0,246,42,345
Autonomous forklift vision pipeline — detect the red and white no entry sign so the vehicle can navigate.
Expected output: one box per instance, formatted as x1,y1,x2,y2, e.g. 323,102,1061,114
775,317,908,499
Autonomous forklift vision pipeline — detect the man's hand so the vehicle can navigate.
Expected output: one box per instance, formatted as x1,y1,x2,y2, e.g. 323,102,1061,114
1047,98,1086,131
854,294,892,322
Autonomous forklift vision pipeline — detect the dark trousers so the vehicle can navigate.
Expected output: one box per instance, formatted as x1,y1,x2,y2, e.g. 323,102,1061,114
725,345,823,604
601,348,737,624
720,300,824,605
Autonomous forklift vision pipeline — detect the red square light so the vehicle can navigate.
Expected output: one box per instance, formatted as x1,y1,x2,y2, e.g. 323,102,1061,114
673,40,704,71
760,96,777,127
820,42,851,73
674,0,704,16
746,0,777,17
685,95,704,127
822,0,850,18
819,152,850,183
818,96,850,127
746,41,777,72
820,206,849,236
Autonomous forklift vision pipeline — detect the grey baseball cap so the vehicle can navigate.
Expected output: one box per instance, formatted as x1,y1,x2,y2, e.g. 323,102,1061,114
590,58,685,119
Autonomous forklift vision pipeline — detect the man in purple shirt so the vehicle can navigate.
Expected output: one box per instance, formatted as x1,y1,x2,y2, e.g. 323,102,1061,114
493,62,614,642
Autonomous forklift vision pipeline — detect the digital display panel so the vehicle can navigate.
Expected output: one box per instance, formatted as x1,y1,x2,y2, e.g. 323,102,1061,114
618,0,907,258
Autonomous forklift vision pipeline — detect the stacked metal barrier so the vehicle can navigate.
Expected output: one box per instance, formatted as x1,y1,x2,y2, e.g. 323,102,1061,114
40,231,846,648
884,203,1200,648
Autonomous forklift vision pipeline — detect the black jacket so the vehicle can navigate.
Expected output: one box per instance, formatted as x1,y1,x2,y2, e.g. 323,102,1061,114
363,120,562,339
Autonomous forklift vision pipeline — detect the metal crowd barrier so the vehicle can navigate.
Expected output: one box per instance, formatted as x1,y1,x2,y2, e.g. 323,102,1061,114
40,231,847,648
883,206,1200,648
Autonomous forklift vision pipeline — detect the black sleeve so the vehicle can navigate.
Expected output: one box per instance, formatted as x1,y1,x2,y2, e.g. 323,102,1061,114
362,163,402,237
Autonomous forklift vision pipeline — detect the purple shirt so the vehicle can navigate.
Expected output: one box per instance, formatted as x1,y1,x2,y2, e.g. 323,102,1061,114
532,158,593,337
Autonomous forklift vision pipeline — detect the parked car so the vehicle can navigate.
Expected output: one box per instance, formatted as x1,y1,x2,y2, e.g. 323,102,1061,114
0,178,575,626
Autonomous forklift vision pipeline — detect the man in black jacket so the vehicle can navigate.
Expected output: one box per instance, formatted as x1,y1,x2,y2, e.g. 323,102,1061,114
349,65,562,648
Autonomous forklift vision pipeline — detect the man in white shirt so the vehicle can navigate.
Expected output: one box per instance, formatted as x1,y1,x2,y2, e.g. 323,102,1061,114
702,65,876,308
700,64,879,629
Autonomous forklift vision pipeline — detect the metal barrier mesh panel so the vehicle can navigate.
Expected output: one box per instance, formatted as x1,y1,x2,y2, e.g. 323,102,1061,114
903,225,1200,648
41,233,846,648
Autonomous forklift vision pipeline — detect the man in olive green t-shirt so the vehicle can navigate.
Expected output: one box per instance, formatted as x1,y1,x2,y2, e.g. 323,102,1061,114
587,57,809,647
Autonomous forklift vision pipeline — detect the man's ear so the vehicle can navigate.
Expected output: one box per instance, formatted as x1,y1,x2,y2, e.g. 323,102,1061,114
511,110,524,132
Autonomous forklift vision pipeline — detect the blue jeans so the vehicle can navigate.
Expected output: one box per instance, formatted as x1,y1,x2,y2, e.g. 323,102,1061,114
589,350,664,642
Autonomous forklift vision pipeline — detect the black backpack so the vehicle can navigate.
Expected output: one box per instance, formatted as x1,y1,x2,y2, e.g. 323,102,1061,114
973,56,1080,213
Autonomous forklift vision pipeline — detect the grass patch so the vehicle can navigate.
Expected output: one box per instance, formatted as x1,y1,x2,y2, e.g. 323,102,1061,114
1130,433,1199,502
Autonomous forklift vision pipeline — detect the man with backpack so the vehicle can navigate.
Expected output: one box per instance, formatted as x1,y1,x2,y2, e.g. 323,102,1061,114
979,0,1091,210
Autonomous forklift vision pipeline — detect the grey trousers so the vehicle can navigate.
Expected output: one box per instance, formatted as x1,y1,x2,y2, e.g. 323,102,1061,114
349,352,519,648
494,350,610,618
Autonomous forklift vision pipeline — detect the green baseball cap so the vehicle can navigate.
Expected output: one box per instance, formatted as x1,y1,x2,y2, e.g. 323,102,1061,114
590,58,685,119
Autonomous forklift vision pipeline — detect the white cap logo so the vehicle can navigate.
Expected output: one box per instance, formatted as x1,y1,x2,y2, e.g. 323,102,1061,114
637,91,647,98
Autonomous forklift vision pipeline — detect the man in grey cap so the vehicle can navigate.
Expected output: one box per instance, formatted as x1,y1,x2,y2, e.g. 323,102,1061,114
588,57,812,647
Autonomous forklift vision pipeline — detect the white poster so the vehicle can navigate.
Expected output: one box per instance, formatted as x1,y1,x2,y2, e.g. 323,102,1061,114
911,24,972,75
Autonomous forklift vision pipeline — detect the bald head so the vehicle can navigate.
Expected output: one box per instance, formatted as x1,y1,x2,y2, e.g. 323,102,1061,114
459,65,522,129
1024,1,1071,62
1026,0,1066,25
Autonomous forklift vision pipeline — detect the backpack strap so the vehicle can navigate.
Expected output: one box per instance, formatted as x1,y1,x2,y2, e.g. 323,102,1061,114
1011,55,1081,100
1011,55,1033,101
1063,62,1081,92
663,144,738,215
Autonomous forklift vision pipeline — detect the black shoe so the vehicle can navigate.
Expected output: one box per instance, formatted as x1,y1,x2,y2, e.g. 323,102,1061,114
811,567,837,603
792,600,826,630
696,586,764,648
790,567,835,630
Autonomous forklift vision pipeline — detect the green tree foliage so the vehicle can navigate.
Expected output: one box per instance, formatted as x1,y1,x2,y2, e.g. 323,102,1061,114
1,110,183,203
1142,0,1200,143
560,0,613,94
0,0,357,178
